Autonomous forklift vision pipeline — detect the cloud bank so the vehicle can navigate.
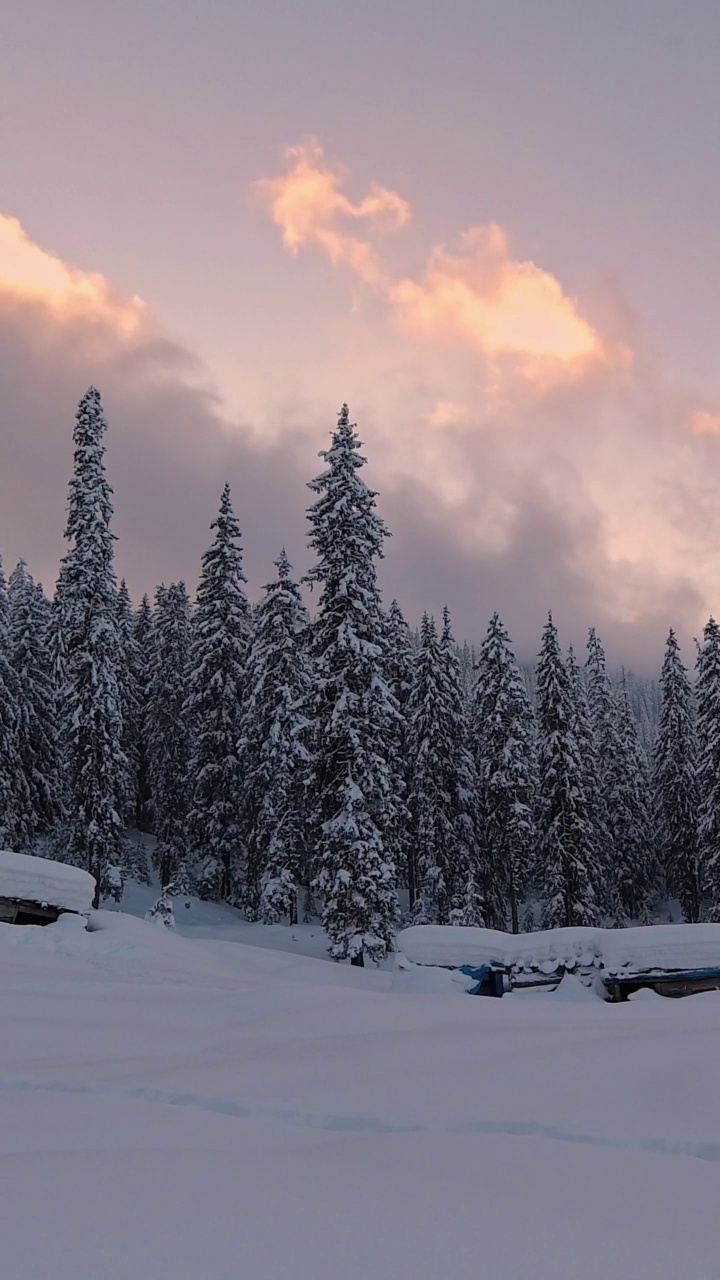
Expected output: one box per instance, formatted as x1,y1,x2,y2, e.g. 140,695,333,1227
0,214,145,336
2,163,720,673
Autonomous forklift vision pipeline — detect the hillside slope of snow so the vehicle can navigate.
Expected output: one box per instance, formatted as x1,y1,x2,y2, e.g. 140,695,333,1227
2,910,720,1279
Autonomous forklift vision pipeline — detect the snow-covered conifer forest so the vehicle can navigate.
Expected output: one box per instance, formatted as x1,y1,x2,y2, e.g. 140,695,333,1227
0,387,711,956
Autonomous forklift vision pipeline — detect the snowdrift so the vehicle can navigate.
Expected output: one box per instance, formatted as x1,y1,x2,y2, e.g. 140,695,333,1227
4,905,720,1275
0,849,95,916
396,922,720,978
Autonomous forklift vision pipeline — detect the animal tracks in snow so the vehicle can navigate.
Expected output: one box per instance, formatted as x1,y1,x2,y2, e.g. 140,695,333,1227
1,1075,718,1165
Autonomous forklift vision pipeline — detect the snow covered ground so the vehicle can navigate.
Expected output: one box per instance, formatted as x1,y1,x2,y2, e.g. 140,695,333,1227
3,905,720,1278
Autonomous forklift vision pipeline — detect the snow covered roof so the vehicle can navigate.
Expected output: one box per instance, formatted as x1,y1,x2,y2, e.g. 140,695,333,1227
396,922,720,977
0,849,95,916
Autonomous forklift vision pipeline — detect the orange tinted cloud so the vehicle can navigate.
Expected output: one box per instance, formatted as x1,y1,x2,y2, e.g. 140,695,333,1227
427,400,475,429
391,226,606,376
689,409,720,435
0,213,145,335
256,141,619,381
254,138,409,285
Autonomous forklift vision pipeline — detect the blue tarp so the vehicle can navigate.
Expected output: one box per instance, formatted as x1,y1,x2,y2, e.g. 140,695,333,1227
459,964,504,996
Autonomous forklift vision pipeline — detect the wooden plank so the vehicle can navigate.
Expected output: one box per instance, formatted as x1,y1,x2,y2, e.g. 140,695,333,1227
0,896,64,926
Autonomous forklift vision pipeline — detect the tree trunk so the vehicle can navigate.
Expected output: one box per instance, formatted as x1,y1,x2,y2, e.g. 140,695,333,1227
351,952,365,967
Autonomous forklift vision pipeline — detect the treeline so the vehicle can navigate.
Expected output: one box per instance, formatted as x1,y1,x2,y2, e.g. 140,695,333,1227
0,389,714,961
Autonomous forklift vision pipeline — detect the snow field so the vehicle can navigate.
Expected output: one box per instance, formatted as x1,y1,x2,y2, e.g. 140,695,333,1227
2,910,720,1279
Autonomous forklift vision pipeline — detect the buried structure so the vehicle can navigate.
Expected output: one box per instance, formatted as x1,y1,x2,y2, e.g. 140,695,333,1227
396,923,720,1001
0,849,95,926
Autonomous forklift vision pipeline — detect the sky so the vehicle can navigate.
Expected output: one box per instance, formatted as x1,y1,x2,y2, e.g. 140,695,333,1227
2,0,720,669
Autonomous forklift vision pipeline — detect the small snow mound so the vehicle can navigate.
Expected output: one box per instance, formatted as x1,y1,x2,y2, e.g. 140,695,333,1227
391,959,472,994
552,973,602,1003
50,912,89,933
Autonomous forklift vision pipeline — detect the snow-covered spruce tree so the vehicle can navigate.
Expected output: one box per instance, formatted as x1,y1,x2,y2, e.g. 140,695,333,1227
0,559,30,849
585,629,615,761
56,388,127,903
406,615,448,922
133,594,153,832
7,561,62,846
115,580,140,829
32,580,55,655
383,599,415,907
695,619,720,917
113,583,150,883
459,641,477,708
385,601,414,712
49,579,68,706
111,585,147,890
653,629,700,921
240,550,311,923
185,485,249,901
566,646,613,920
439,608,482,925
146,583,192,889
305,405,400,964
583,630,621,917
609,673,657,921
471,612,536,933
536,615,596,929
165,859,194,900
145,888,175,929
406,612,481,926
46,580,70,833
630,675,661,758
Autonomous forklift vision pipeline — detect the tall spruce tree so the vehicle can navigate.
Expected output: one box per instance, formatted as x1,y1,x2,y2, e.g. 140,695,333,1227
383,599,415,907
654,629,699,921
439,608,482,926
186,485,249,901
240,551,311,923
133,594,153,832
146,583,192,888
385,601,414,713
305,404,399,964
696,619,720,916
57,388,126,903
536,616,596,928
610,674,657,921
471,612,536,933
115,579,141,831
407,615,448,923
7,561,62,846
0,559,28,849
585,630,615,764
459,641,477,708
406,612,481,925
566,646,611,919
584,630,618,913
